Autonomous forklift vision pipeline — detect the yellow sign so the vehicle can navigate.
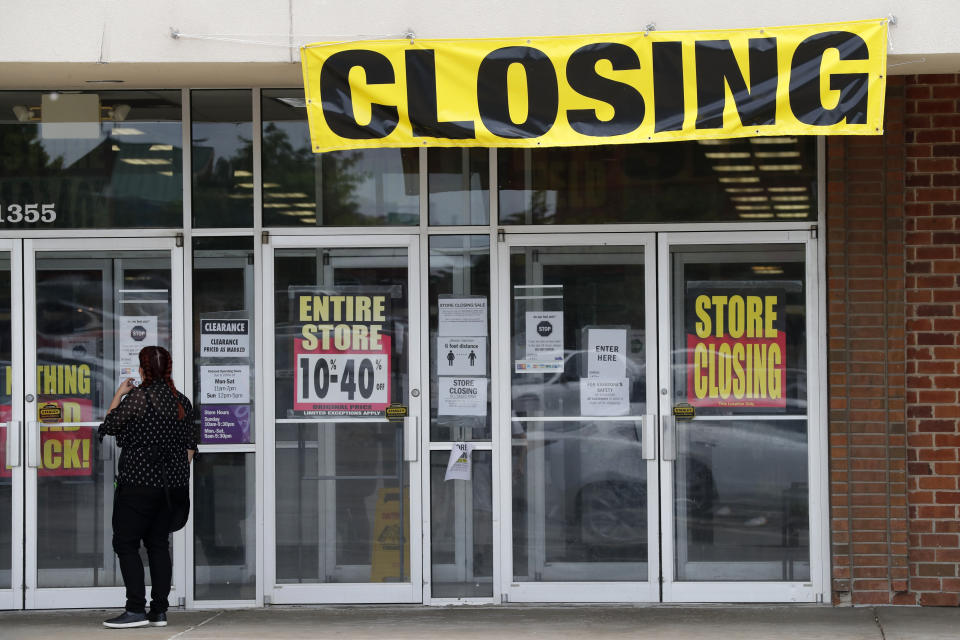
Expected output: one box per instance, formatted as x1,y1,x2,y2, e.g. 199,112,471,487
370,487,410,582
301,19,887,152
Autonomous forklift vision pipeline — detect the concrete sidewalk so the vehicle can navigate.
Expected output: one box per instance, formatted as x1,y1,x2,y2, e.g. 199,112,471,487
2,605,960,639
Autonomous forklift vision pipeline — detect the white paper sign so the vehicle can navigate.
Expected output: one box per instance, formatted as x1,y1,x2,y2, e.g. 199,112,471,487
438,297,488,337
200,318,250,358
200,365,250,404
580,378,630,416
587,328,627,379
438,377,488,416
445,442,473,481
516,310,564,373
437,337,487,376
118,316,158,370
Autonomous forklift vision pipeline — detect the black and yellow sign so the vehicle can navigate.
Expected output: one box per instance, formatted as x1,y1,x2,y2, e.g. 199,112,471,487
385,404,408,422
38,403,63,423
673,403,696,421
301,20,887,152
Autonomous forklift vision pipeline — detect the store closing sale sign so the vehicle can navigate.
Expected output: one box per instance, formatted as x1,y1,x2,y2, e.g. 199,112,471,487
686,285,786,408
301,19,887,152
292,288,391,416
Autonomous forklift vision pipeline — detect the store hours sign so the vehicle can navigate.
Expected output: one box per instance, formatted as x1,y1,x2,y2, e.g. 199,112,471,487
291,288,392,416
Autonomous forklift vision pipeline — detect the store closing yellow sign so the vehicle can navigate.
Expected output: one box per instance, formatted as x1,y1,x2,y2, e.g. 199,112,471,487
301,19,887,152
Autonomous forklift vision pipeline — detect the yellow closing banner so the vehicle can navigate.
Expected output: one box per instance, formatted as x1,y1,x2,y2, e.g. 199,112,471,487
301,19,887,153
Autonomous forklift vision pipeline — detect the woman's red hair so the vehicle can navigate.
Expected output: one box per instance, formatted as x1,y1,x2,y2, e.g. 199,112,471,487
138,346,185,420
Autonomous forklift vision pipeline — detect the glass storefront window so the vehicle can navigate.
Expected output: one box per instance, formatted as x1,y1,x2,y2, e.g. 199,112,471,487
0,255,10,590
428,149,489,225
34,250,173,588
669,244,809,582
194,453,256,600
509,244,649,583
429,236,491,441
430,450,493,598
192,237,256,444
498,137,817,225
191,90,253,228
272,246,412,584
0,90,183,229
261,90,418,227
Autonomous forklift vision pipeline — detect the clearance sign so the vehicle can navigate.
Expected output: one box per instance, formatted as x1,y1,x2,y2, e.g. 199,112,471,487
686,287,786,408
301,19,887,152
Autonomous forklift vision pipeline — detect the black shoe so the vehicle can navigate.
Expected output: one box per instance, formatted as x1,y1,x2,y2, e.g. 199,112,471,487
103,611,148,629
147,610,168,627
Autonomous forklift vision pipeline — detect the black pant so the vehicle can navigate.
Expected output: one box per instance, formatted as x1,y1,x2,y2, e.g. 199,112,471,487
112,485,185,613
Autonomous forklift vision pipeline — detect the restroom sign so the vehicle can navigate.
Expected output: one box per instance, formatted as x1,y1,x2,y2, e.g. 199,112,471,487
686,285,786,408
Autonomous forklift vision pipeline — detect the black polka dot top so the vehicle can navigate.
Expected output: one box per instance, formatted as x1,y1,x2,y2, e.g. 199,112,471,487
98,381,199,488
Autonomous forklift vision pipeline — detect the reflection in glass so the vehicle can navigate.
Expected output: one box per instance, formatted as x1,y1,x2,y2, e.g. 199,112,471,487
430,450,492,597
275,422,409,583
428,148,489,225
0,91,183,229
193,237,255,444
191,90,253,227
261,90,418,227
509,244,649,583
671,247,807,417
512,421,647,582
498,138,817,225
272,245,411,584
429,236,491,441
35,251,172,587
670,245,809,581
510,245,647,418
674,420,809,581
194,453,256,599
0,255,10,589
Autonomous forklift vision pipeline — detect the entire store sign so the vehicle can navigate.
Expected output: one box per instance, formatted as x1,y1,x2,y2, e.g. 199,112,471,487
291,288,391,417
686,286,786,408
301,19,887,152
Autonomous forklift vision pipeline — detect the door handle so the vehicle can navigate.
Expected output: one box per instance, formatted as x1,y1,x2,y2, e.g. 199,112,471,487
27,420,40,468
403,416,419,462
640,415,656,460
4,420,20,468
661,415,676,461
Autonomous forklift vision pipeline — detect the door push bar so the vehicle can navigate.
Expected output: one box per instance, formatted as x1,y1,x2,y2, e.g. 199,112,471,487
403,416,419,462
27,421,40,468
640,415,657,460
661,414,677,461
4,420,20,468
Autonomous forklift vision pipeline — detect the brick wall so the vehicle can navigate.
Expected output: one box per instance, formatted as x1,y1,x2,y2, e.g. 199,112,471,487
829,73,960,606
827,76,908,605
903,73,960,607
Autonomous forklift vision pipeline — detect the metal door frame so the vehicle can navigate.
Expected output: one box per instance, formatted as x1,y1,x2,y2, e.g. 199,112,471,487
496,231,660,603
262,233,423,605
0,239,24,610
656,230,826,603
22,236,185,609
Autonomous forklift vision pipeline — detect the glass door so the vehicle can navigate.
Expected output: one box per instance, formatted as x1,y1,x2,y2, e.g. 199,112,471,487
658,231,823,602
23,237,185,609
264,234,422,604
0,240,24,610
499,233,659,603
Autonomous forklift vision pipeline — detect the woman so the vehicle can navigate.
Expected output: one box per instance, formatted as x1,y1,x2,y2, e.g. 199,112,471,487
97,346,198,629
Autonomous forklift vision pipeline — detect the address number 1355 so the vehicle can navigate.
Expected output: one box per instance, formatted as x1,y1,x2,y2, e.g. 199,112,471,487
2,203,57,223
